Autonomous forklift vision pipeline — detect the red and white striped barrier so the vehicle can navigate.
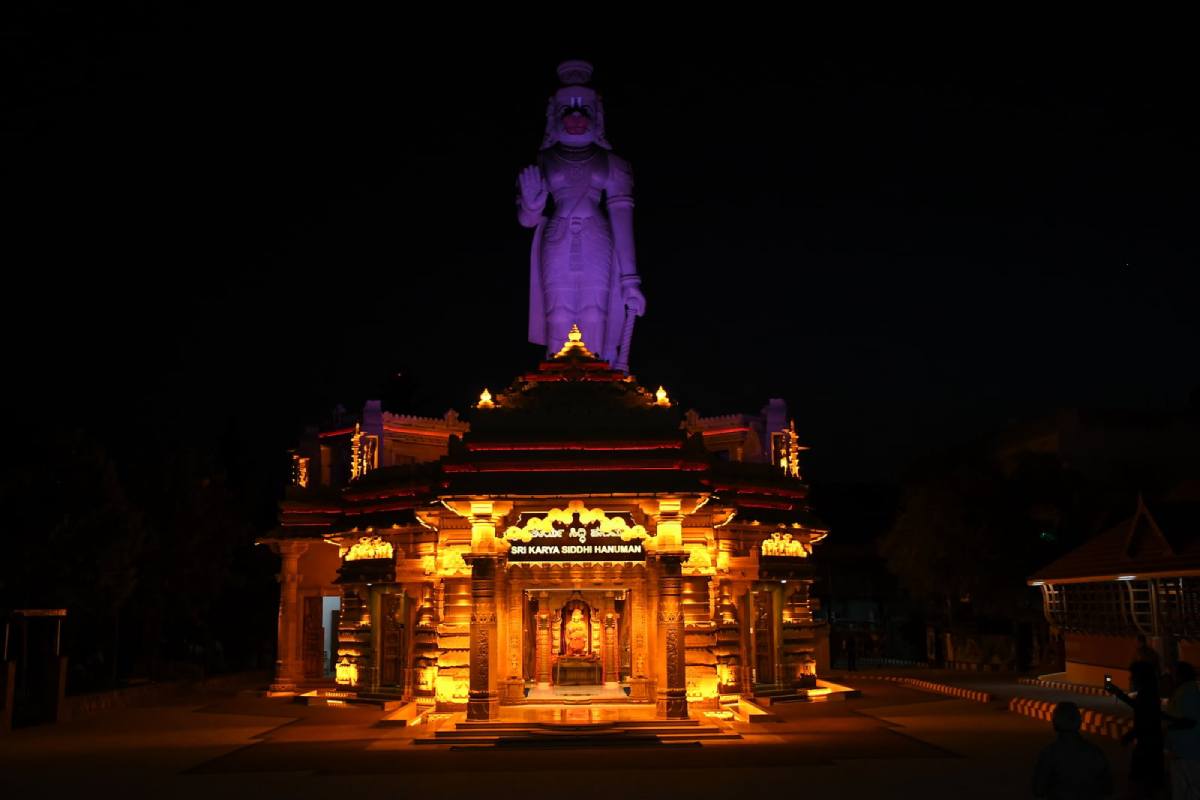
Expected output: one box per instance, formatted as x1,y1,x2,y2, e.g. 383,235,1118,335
1008,696,1133,741
1017,677,1108,697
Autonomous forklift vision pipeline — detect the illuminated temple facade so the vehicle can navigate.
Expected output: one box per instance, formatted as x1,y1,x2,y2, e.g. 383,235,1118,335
264,330,829,718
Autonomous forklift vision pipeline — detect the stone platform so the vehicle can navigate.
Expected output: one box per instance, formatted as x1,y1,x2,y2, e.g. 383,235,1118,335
524,683,631,703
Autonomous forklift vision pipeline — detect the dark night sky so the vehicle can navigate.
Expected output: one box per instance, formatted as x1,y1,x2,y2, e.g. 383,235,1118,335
5,15,1198,519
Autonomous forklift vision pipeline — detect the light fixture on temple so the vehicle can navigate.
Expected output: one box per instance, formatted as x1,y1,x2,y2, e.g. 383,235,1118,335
655,386,670,406
478,388,495,409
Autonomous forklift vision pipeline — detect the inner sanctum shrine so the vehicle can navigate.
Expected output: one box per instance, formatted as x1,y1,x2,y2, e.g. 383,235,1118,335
262,329,829,720
260,60,831,722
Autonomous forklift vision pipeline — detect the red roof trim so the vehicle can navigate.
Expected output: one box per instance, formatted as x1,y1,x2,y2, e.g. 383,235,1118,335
383,425,456,437
466,441,682,452
443,460,708,473
343,502,419,515
343,486,431,501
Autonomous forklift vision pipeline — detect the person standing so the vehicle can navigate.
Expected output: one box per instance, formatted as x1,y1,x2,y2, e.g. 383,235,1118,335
1106,660,1166,798
1132,634,1162,677
1166,661,1200,800
1033,701,1114,799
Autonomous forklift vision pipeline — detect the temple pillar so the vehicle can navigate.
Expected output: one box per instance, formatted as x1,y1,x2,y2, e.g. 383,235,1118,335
499,574,525,703
367,586,382,692
603,613,619,685
413,583,438,706
627,576,652,701
740,585,756,693
771,583,786,687
535,609,552,685
270,541,308,693
655,554,688,719
715,579,742,694
466,554,500,720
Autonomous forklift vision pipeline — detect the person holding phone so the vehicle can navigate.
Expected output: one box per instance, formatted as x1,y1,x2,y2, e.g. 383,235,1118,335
1104,660,1166,798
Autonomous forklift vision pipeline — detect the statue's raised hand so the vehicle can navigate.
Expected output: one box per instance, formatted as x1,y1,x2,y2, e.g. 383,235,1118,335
518,165,547,212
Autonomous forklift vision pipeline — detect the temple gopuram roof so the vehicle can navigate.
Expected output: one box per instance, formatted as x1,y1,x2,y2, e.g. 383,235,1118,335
440,328,708,497
275,327,825,538
1030,495,1200,583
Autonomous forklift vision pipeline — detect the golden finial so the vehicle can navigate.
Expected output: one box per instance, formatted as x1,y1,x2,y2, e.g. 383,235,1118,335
655,386,670,406
555,323,596,357
478,388,494,409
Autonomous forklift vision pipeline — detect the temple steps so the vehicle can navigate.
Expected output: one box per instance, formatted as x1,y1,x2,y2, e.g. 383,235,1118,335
414,719,740,747
294,689,407,712
751,682,860,705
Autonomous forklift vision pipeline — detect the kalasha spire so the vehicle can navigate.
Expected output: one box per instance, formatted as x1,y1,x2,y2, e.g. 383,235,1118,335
556,60,594,86
554,323,596,359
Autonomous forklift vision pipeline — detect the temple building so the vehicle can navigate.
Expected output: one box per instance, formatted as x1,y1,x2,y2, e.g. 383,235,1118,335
263,329,829,719
1030,486,1200,687
262,59,830,722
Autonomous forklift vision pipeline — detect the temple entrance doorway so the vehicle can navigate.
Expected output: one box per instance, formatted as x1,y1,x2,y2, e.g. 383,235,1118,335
521,587,630,703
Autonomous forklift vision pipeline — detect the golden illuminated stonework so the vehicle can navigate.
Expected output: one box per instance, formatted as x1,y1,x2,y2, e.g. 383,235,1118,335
350,423,379,480
344,536,394,561
335,656,358,686
291,454,310,488
773,419,805,478
761,531,808,557
477,388,495,408
503,501,648,543
437,546,468,575
655,386,670,406
554,323,596,358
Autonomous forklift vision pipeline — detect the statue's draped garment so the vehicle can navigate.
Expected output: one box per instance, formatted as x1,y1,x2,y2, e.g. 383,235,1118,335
526,146,633,363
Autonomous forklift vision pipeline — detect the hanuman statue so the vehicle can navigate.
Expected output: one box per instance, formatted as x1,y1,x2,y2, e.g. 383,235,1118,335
564,608,589,656
518,61,646,371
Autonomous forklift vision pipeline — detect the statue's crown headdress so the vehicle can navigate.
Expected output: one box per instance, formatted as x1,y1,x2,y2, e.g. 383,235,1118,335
557,60,593,86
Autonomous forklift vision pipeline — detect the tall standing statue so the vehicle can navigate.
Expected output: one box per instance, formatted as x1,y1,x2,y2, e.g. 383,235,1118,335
518,61,645,371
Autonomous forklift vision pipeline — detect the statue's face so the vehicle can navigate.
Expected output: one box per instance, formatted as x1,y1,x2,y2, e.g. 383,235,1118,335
571,609,583,622
554,87,599,147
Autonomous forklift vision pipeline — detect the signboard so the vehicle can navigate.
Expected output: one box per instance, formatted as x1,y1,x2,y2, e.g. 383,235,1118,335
504,503,648,563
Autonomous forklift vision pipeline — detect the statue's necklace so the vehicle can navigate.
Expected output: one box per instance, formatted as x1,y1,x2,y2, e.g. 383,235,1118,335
558,146,597,163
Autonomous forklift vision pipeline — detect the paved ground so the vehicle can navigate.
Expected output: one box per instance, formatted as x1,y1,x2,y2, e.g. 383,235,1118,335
0,680,1133,799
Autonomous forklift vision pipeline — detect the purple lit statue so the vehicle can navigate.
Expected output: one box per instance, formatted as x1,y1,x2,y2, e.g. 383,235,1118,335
518,61,645,371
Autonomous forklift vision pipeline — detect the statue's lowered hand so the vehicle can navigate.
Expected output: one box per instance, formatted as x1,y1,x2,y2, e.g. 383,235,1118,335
518,165,547,211
623,283,646,317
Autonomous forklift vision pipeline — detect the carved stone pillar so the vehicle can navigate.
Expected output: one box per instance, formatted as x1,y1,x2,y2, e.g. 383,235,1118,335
740,585,756,694
535,610,552,686
466,554,500,720
715,579,742,694
631,577,648,679
270,541,308,693
771,583,785,688
603,613,619,685
413,583,438,704
507,578,523,681
499,574,525,703
655,554,688,719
